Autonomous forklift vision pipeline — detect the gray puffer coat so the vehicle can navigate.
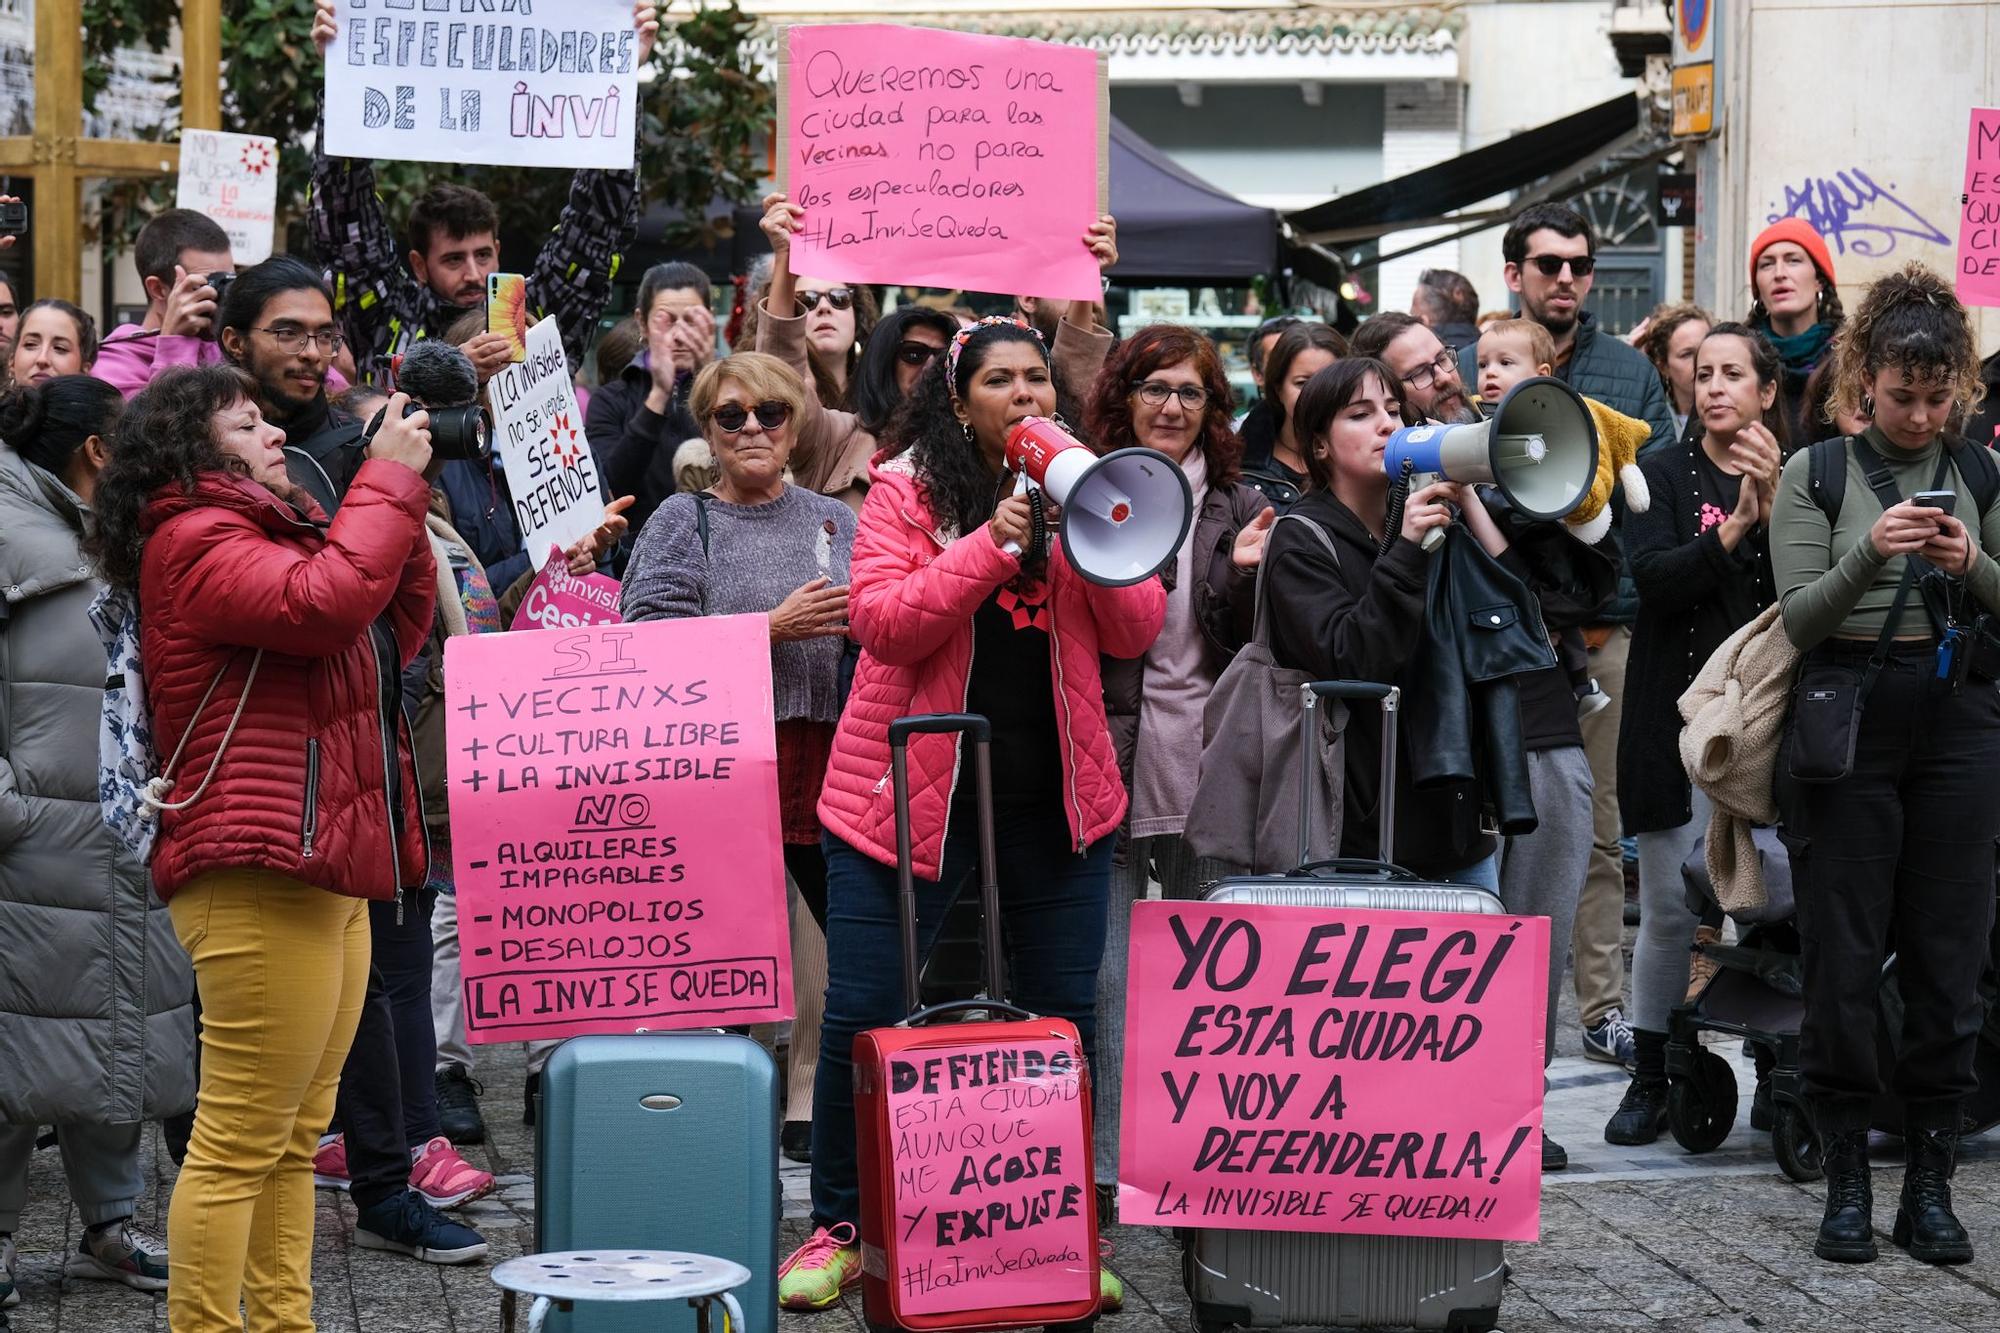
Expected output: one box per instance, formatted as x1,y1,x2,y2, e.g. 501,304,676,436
0,443,196,1125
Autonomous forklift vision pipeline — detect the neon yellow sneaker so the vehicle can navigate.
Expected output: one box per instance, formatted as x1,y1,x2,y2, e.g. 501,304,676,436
1099,1265,1125,1313
778,1223,861,1311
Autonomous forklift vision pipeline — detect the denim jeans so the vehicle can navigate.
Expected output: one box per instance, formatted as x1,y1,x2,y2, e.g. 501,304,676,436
809,804,1113,1230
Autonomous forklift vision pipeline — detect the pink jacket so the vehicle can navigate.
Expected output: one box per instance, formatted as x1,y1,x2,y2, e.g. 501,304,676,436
94,323,352,402
818,456,1165,879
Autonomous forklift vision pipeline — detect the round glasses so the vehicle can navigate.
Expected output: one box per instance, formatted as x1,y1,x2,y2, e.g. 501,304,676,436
711,401,792,434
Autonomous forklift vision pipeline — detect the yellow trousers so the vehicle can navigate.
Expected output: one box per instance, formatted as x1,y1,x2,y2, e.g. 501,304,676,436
167,871,370,1333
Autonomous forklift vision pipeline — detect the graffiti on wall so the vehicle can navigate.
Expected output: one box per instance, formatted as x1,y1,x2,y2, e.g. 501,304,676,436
1767,169,1950,259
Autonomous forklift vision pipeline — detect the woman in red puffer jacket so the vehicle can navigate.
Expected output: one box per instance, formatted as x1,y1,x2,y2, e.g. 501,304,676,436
89,364,435,1333
782,317,1165,1308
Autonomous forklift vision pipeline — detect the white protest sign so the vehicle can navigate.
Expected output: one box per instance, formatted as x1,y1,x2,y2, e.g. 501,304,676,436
492,316,602,571
323,0,640,170
176,130,280,264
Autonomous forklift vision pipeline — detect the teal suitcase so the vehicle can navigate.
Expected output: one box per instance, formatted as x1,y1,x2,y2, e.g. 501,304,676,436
535,1032,779,1332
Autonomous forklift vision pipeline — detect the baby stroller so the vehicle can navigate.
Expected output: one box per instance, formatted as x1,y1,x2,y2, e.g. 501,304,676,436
1665,828,2000,1183
1661,826,1820,1179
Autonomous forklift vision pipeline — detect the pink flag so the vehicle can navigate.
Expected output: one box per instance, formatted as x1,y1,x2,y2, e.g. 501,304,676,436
507,547,624,632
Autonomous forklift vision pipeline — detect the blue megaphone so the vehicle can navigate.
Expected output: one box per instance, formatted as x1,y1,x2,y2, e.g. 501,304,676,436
1382,376,1599,548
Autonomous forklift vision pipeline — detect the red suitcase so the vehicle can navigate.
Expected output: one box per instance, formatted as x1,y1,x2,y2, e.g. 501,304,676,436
855,713,1101,1332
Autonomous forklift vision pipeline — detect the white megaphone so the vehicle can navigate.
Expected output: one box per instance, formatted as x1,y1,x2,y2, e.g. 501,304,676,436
1003,417,1195,586
1380,375,1599,551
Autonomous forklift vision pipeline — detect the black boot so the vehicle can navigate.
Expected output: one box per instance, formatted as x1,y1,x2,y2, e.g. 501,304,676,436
1814,1129,1876,1263
1892,1129,1973,1265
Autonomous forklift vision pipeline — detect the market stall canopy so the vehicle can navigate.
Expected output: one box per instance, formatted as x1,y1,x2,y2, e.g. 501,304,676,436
1287,93,1647,246
1108,115,1278,280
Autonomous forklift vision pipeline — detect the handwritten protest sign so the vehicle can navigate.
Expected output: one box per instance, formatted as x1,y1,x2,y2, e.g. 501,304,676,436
444,615,792,1042
880,1038,1094,1314
1120,902,1548,1242
176,130,278,264
492,316,602,572
778,24,1108,301
322,0,639,170
1957,109,2000,307
509,547,623,633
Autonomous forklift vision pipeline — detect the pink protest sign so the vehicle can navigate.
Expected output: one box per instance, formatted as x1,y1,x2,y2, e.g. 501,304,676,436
1120,902,1548,1242
507,547,624,632
443,615,792,1042
884,1038,1094,1314
778,24,1106,301
1957,108,2000,307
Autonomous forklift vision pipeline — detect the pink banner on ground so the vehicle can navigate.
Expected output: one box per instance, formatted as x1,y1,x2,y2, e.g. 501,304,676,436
507,547,624,632
884,1038,1094,1314
1119,902,1549,1243
444,615,792,1042
1958,108,2000,307
779,24,1104,301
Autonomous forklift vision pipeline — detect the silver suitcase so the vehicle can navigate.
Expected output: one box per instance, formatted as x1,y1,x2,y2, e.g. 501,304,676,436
1183,681,1508,1333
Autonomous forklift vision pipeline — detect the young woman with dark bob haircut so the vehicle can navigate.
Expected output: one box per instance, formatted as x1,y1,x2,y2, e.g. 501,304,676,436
1260,357,1499,888
778,317,1163,1313
1771,264,2000,1267
1084,322,1275,1192
88,364,436,1330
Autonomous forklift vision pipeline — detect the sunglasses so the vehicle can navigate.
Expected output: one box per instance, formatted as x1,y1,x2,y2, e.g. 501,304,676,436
711,401,792,434
796,288,856,314
1524,254,1596,278
896,340,942,368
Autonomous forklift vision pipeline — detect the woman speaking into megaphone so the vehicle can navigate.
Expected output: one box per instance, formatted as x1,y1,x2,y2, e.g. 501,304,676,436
783,313,1164,1308
1261,357,1511,888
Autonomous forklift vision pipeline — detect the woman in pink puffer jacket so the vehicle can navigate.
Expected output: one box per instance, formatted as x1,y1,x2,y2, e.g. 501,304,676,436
783,317,1164,1306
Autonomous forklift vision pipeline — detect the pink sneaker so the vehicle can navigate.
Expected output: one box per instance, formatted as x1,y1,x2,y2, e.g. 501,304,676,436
313,1135,351,1190
409,1136,496,1209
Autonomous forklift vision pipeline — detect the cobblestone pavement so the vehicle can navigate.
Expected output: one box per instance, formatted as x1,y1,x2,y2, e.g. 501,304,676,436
9,1002,2000,1331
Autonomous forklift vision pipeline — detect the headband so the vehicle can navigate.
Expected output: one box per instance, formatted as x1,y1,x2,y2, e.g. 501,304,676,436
945,315,1046,391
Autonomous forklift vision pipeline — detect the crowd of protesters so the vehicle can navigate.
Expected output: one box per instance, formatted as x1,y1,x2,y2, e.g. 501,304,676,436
2,6,1999,1320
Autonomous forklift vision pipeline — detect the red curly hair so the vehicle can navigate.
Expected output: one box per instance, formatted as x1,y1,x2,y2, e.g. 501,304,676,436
1083,323,1243,485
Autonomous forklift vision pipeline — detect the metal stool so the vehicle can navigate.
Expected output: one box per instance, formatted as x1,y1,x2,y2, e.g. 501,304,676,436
492,1249,751,1333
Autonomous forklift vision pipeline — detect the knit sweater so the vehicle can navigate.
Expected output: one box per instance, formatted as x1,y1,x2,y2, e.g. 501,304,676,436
620,484,857,724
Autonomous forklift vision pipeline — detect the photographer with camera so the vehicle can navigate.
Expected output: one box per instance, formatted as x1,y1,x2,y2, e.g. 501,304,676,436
93,211,243,400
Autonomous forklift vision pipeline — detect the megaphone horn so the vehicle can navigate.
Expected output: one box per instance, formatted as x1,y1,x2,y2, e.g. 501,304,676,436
1004,417,1195,587
1381,375,1600,550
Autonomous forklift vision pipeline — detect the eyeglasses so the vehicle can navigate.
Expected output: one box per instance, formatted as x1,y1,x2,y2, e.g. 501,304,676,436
896,340,942,368
796,288,855,314
1523,254,1596,279
1400,346,1460,392
711,400,792,434
1132,380,1211,410
252,325,344,354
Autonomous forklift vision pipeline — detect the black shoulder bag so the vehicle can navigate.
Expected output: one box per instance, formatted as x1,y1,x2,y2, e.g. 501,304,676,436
1788,438,1951,783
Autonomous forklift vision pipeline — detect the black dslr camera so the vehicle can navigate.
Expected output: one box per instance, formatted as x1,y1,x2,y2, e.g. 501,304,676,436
362,399,492,465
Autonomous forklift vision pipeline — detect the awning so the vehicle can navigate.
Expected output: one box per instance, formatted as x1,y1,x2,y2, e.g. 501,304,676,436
1109,116,1277,280
1287,92,1645,245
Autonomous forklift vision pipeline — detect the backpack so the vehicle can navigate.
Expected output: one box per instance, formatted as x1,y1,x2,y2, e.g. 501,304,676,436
90,584,262,864
1806,434,2000,526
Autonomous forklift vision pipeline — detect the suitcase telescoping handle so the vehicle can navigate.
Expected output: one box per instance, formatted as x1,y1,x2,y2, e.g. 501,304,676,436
887,714,1033,1026
1299,681,1400,867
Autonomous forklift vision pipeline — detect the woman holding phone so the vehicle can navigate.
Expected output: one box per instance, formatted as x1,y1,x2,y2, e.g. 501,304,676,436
1771,265,2000,1267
